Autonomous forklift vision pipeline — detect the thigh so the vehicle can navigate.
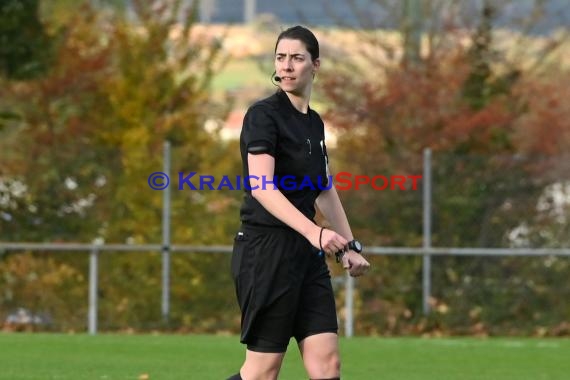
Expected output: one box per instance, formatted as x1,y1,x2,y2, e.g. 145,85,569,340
293,255,339,343
298,332,339,355
240,349,286,380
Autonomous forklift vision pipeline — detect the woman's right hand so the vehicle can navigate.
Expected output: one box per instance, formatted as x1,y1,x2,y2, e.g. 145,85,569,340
307,225,348,257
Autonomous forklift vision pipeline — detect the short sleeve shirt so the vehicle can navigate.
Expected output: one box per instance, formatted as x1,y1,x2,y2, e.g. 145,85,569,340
239,90,329,227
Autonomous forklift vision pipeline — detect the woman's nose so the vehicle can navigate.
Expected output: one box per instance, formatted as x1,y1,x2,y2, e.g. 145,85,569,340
282,58,293,70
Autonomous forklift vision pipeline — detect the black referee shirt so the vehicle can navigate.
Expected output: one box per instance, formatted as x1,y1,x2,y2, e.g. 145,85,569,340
239,90,329,227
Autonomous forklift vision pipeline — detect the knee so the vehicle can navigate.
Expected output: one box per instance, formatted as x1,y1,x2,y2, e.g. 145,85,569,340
308,351,341,379
241,362,281,380
328,352,341,374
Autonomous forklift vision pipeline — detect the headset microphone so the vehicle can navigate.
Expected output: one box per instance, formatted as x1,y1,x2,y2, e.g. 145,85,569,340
274,75,281,82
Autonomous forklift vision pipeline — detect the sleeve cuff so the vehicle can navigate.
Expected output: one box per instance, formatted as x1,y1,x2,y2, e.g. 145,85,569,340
247,140,275,156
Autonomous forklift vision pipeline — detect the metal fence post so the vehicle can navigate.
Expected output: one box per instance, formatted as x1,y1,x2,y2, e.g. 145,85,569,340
345,273,354,337
88,247,98,335
423,148,432,315
162,141,171,324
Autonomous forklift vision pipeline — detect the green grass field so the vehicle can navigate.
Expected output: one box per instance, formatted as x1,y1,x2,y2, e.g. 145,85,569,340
1,333,569,380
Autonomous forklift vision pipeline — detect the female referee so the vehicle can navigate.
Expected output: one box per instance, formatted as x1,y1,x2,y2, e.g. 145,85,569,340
228,25,370,380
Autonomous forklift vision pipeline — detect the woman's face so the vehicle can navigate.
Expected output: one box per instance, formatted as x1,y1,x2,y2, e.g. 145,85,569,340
274,38,319,95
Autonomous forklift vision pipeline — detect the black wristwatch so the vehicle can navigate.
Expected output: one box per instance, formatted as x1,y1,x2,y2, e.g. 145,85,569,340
348,239,363,253
335,239,363,263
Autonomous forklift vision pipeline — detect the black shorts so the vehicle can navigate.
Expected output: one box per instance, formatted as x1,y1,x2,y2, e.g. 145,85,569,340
230,223,338,353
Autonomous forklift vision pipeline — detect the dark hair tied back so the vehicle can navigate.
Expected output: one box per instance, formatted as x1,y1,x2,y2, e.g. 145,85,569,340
274,25,319,62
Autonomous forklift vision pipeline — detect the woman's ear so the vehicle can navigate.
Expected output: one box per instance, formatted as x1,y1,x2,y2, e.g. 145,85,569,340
313,58,321,73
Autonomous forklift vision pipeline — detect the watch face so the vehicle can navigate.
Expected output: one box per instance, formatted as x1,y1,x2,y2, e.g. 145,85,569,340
354,241,362,252
349,240,362,253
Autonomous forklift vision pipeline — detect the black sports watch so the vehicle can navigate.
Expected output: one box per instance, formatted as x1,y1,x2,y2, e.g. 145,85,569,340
348,239,363,253
335,239,363,263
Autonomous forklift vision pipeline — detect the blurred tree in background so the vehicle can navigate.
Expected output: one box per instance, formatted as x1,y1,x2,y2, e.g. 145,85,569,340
0,0,53,79
1,0,240,331
317,0,569,335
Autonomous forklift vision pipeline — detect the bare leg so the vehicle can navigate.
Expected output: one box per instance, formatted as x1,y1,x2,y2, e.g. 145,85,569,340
298,333,341,379
238,349,286,380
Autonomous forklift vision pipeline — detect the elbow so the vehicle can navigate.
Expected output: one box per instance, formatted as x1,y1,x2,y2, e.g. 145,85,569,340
251,187,274,203
251,188,264,200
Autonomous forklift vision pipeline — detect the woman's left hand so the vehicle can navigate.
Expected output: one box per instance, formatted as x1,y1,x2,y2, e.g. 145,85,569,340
341,251,370,277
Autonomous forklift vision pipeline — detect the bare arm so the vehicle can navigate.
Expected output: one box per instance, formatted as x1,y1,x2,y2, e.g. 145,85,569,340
315,185,353,240
248,153,347,253
315,177,370,276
